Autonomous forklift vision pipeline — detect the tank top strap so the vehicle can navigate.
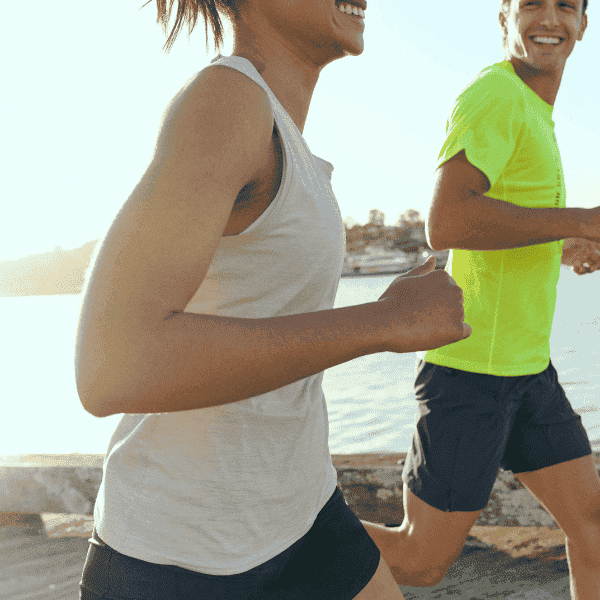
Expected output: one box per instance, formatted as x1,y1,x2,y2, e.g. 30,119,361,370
209,55,308,151
209,55,267,94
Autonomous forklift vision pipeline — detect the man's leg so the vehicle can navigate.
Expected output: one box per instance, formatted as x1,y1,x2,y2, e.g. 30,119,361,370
502,361,599,599
368,361,511,587
352,555,405,600
361,485,482,587
515,455,600,600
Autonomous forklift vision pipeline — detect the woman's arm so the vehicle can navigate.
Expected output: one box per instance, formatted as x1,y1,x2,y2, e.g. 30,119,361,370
76,67,470,418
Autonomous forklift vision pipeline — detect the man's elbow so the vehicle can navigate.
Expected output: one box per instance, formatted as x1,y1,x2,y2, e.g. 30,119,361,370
428,237,449,252
426,222,451,252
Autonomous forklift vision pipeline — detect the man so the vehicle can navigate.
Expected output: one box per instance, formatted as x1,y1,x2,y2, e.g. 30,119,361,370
361,1,600,598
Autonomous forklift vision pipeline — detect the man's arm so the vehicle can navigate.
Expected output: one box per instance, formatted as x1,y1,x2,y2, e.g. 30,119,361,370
427,151,600,251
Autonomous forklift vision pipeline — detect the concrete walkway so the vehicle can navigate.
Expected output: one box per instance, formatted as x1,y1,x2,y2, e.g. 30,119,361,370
402,545,570,599
0,518,573,600
401,526,570,599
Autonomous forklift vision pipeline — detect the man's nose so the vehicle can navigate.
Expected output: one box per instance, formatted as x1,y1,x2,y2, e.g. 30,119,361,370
540,5,561,27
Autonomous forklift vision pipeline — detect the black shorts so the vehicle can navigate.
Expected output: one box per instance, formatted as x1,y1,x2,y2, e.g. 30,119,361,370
403,360,592,512
79,486,381,600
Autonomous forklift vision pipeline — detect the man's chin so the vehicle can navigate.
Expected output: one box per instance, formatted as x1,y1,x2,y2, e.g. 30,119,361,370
512,55,563,73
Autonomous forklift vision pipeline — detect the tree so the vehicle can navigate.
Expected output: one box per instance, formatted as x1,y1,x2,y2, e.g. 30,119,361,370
368,209,385,227
397,209,422,227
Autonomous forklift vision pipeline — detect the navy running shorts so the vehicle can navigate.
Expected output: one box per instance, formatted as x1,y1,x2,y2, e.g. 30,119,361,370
402,360,593,512
79,486,381,600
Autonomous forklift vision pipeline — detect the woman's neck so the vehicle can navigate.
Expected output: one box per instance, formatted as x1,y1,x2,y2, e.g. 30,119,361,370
231,27,327,133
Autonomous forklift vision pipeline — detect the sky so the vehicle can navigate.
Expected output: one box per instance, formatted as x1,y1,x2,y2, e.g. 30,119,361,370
2,0,599,260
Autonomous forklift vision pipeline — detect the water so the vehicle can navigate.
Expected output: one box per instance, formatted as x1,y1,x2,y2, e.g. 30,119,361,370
0,267,598,457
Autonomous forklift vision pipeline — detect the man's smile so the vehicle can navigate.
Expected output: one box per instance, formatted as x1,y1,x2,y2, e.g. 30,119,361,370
530,35,565,45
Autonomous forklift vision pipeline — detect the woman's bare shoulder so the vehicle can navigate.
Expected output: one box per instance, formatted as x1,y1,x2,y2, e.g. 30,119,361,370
157,64,274,149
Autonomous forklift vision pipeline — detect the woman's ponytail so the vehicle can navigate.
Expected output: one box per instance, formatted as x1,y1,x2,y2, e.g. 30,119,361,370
142,0,239,54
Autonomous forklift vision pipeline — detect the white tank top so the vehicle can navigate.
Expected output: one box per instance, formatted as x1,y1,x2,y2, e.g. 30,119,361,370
93,55,346,575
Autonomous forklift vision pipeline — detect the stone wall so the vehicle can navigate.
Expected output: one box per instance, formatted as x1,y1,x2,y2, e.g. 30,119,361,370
1,452,599,527
334,453,600,527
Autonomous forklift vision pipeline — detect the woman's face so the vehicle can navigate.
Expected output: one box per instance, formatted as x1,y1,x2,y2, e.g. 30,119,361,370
240,0,367,63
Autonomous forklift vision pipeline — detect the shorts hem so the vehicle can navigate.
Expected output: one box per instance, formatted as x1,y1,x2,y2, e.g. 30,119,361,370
403,477,490,513
510,448,593,475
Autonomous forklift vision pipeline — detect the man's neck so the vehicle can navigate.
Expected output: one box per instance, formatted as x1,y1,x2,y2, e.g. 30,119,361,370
509,57,564,106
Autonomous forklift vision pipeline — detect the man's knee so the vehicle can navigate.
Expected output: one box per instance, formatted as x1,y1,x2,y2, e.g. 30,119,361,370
385,490,478,587
396,564,449,587
416,565,449,587
387,537,456,587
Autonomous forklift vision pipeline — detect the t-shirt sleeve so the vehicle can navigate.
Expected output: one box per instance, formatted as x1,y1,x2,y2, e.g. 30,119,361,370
438,71,525,189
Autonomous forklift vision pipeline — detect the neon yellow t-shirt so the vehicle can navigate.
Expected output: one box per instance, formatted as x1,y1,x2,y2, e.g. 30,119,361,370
421,61,566,376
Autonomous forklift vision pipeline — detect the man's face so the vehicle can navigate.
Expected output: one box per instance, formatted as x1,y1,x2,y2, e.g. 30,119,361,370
501,0,588,71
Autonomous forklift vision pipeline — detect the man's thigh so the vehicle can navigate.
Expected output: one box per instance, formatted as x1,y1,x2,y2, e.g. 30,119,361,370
404,361,515,513
502,360,593,474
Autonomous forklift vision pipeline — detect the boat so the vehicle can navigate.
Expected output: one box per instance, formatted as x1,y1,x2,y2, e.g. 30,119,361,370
342,250,449,277
343,252,413,276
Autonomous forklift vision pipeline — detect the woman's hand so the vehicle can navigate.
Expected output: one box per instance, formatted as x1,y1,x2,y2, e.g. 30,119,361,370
374,256,472,353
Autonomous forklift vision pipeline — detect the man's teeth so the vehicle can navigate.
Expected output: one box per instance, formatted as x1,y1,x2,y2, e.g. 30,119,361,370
337,4,366,17
532,37,562,45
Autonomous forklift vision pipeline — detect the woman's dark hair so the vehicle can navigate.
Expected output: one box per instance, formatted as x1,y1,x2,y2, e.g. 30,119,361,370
142,0,241,54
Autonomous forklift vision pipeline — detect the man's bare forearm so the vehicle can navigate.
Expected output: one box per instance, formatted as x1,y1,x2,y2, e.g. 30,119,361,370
430,192,587,251
79,302,387,418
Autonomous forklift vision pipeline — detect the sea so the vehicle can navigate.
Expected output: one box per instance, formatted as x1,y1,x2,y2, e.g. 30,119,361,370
1,266,598,457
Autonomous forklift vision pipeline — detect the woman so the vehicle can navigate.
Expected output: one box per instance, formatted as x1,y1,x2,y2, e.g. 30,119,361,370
76,1,471,598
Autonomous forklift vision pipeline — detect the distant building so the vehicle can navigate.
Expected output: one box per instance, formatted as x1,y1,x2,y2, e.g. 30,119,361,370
345,221,430,254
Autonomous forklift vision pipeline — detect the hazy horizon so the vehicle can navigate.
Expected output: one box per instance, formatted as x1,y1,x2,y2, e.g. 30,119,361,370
3,0,599,261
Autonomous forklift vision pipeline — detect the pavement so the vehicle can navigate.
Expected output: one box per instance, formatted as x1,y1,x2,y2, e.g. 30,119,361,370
401,526,570,599
0,517,573,600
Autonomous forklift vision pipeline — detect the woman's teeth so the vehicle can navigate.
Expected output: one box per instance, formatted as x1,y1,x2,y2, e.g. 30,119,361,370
337,4,366,18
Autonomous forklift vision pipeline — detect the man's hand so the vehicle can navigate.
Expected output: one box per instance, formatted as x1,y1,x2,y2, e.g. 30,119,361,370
561,238,600,275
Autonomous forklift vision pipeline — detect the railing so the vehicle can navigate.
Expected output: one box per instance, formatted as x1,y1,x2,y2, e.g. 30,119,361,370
1,452,599,528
